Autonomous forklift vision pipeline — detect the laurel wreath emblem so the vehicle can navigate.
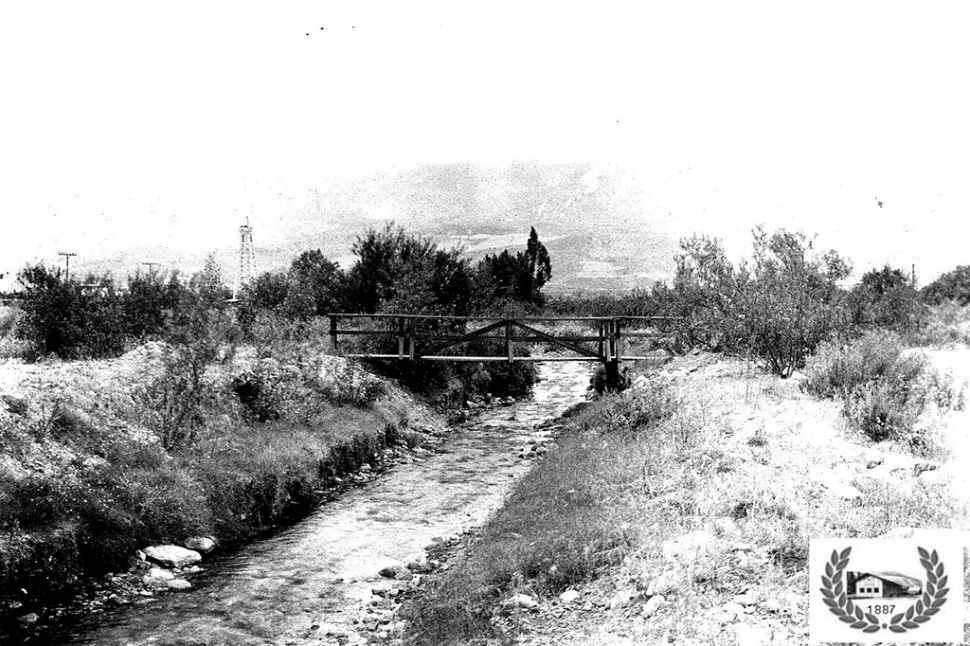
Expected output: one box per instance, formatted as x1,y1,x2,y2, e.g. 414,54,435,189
819,546,949,633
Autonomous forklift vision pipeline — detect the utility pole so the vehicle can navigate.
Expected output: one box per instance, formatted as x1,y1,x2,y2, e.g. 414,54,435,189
233,217,257,300
58,252,77,282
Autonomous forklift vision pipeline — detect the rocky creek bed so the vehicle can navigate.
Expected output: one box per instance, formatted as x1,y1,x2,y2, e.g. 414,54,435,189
34,359,593,646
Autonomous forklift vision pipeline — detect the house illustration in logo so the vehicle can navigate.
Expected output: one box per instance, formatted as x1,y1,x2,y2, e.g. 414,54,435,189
847,571,922,599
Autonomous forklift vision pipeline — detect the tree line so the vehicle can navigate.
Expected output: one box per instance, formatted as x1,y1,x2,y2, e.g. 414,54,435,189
550,227,964,377
246,224,552,319
10,220,970,381
10,224,553,360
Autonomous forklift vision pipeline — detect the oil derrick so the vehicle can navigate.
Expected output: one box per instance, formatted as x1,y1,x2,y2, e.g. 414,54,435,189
233,217,257,300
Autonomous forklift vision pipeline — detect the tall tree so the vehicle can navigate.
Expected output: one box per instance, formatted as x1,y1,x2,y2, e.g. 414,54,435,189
525,226,552,306
922,265,970,305
344,223,472,316
284,249,342,318
189,253,230,308
476,227,554,308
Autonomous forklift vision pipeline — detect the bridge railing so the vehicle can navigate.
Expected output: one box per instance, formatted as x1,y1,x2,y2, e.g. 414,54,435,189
328,313,681,363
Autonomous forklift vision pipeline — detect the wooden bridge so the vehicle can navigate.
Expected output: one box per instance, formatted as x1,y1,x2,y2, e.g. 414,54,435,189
328,313,679,389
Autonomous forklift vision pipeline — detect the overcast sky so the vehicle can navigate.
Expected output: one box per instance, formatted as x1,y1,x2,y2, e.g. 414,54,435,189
2,2,969,285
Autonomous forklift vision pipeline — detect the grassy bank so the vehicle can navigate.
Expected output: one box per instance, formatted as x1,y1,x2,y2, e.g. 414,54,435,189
404,351,968,645
0,339,441,639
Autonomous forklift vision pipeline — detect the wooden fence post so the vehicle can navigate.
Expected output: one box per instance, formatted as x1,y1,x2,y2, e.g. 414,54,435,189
605,318,620,391
408,319,415,360
505,320,513,362
598,320,605,360
505,320,513,363
330,316,339,353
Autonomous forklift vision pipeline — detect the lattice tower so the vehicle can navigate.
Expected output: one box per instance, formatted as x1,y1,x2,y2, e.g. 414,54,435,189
233,217,257,300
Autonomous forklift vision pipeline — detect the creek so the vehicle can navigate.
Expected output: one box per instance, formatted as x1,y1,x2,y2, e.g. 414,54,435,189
52,360,593,646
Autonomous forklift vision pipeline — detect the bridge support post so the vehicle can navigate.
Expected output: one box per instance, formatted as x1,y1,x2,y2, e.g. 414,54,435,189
604,318,622,392
605,359,621,391
505,320,513,362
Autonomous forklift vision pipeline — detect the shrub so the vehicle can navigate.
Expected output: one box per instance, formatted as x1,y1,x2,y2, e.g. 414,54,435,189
475,227,553,307
231,359,287,423
908,303,970,347
131,342,216,450
670,234,741,351
344,224,474,316
544,285,668,318
123,271,188,341
803,331,964,443
479,359,538,398
671,228,851,377
15,265,128,359
315,358,387,407
0,305,21,338
597,386,677,438
282,250,343,319
849,265,925,332
842,379,915,442
801,330,906,399
922,265,970,305
731,229,851,377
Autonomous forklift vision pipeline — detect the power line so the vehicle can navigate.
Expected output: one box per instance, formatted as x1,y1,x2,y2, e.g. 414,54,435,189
58,252,77,282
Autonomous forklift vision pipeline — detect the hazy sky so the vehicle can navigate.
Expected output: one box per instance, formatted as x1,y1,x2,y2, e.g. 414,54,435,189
2,2,969,285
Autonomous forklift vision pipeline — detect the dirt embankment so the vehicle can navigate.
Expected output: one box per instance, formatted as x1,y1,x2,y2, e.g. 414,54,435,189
0,342,448,642
399,349,970,646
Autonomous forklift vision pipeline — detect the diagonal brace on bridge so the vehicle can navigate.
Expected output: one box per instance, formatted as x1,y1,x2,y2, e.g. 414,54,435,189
327,313,680,387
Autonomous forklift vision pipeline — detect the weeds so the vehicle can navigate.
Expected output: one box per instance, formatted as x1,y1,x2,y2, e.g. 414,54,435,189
408,430,644,644
908,302,970,347
801,329,905,399
407,386,687,645
132,344,213,450
597,386,677,438
803,331,963,443
315,358,387,407
0,305,21,338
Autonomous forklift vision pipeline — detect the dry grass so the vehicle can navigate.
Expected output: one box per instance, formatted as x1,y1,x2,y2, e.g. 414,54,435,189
909,303,970,347
0,305,30,359
802,330,964,448
0,340,421,616
405,354,967,645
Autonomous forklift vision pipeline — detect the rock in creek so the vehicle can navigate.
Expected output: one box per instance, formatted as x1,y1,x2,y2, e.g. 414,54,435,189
183,536,217,555
378,564,413,581
143,545,203,568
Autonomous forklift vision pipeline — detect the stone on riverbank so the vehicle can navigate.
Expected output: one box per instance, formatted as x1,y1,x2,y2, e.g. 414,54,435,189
183,536,216,555
406,557,432,573
143,545,202,568
503,593,537,610
559,589,580,604
379,563,413,581
143,567,175,589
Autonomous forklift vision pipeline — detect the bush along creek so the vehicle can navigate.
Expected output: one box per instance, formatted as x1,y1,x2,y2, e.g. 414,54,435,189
0,341,452,644
1,339,593,645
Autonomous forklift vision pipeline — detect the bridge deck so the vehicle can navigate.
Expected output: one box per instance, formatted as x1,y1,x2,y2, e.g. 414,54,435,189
328,313,678,365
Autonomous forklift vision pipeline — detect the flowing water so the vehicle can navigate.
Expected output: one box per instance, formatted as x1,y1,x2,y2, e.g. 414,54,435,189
54,360,593,646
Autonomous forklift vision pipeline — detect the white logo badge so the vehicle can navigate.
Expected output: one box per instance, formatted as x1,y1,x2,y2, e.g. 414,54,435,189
809,538,964,643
